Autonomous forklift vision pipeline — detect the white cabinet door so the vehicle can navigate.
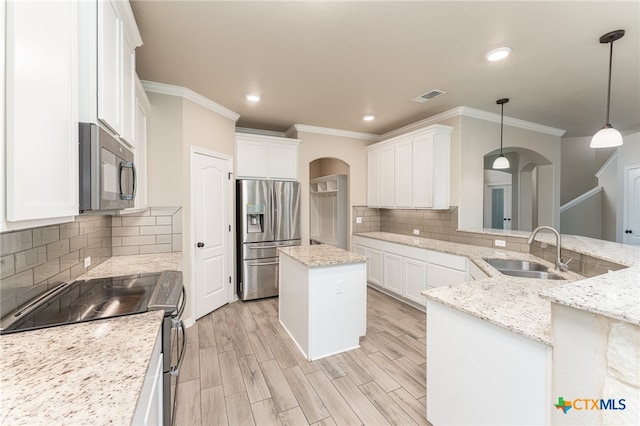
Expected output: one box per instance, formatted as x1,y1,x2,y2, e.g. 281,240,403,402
269,142,298,179
367,148,381,207
97,0,122,135
368,248,383,286
427,263,467,289
412,134,434,208
120,35,136,146
353,244,367,257
381,145,395,207
394,139,413,207
4,0,78,224
237,139,269,177
403,257,427,305
383,252,403,295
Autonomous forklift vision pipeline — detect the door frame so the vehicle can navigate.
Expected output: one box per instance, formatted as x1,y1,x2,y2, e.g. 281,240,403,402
622,164,640,245
189,146,234,323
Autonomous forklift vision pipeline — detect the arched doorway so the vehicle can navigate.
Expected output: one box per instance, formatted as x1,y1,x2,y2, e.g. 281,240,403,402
309,157,350,249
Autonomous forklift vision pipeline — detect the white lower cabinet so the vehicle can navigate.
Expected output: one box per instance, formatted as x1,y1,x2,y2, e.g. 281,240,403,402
353,235,469,307
132,328,163,426
383,252,403,295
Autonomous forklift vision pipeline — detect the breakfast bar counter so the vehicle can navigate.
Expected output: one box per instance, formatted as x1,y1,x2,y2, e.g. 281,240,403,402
278,244,367,360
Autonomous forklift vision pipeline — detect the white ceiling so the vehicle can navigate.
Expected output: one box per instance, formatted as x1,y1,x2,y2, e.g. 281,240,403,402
131,0,640,137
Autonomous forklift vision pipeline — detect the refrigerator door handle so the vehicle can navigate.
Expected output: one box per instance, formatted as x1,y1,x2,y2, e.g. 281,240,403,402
249,261,279,266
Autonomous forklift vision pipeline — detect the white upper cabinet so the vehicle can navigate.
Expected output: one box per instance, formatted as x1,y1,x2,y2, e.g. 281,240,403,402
80,0,142,145
97,0,122,135
236,133,301,180
366,124,453,209
3,0,79,230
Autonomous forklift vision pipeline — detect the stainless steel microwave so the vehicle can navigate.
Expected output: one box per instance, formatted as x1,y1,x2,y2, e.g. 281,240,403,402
79,123,135,213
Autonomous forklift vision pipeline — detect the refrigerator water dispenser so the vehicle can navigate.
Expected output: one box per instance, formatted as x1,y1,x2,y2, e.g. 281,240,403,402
246,204,264,233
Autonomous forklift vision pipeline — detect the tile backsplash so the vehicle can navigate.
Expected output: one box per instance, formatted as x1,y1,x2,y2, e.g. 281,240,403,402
0,215,112,319
352,205,532,253
111,207,183,256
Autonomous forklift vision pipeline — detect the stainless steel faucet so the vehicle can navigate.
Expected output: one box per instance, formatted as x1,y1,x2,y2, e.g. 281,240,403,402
527,226,571,272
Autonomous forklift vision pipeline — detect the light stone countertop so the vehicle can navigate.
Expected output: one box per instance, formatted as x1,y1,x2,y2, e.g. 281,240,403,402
80,252,182,279
355,231,640,345
0,310,164,425
279,244,366,268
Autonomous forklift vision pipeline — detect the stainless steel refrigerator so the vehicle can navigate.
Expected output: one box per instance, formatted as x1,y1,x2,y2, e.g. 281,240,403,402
236,180,301,301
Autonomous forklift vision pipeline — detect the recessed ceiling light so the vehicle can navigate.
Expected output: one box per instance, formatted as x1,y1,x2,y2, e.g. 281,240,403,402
486,46,512,62
363,114,375,121
246,94,260,102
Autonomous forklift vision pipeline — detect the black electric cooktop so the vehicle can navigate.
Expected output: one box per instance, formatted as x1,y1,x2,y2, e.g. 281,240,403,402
1,273,163,334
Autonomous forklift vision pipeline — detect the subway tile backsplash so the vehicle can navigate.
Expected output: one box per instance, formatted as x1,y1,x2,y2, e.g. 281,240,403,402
352,205,532,253
111,207,183,256
0,215,112,319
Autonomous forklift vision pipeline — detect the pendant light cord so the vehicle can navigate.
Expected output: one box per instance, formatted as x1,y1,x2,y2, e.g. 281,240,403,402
500,103,504,154
605,40,614,125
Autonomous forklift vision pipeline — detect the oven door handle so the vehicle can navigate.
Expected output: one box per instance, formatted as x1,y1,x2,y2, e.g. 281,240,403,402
170,319,186,376
176,286,186,319
249,261,279,267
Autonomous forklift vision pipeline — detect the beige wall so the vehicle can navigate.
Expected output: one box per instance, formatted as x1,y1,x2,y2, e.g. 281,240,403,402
458,116,562,230
291,130,373,248
146,92,236,322
146,93,183,206
560,137,616,204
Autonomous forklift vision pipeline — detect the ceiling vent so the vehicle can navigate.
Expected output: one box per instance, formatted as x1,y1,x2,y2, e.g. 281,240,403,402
412,89,446,103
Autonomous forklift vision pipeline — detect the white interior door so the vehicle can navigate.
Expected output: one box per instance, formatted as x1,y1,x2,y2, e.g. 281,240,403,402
623,166,640,245
193,150,230,319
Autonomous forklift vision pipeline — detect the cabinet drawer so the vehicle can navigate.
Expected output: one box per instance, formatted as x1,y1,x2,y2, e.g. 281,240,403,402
353,236,384,251
383,241,428,262
427,263,468,288
428,250,467,271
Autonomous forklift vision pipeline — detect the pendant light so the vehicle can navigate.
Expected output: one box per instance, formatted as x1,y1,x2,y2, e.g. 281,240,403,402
493,98,510,169
590,29,625,148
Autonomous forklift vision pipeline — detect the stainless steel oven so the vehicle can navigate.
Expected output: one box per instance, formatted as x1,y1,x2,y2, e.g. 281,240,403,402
0,270,185,426
79,122,136,213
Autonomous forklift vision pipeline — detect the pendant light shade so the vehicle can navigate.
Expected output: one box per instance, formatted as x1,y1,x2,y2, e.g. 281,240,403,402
590,29,625,148
493,98,510,169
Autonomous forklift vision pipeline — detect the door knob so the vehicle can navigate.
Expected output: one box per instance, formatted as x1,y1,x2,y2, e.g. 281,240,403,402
197,242,205,248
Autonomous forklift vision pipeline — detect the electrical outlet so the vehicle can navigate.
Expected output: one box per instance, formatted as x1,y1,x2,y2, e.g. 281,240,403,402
336,281,343,294
413,229,420,235
495,240,506,247
356,216,362,224
83,256,91,268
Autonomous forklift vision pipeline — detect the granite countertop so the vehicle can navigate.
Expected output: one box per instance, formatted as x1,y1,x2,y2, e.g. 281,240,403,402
80,252,182,279
0,310,164,425
279,244,366,268
354,231,639,346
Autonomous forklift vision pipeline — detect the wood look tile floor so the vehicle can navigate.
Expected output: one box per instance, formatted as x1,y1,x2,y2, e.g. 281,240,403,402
174,287,430,426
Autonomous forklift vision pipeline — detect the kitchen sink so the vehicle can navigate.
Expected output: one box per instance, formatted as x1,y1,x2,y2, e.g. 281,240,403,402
483,258,565,280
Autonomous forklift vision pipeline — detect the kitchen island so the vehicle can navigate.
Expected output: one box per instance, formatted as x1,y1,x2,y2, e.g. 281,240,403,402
278,244,367,361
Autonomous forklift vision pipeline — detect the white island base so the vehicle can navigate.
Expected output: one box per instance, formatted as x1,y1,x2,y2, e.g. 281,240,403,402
278,246,366,361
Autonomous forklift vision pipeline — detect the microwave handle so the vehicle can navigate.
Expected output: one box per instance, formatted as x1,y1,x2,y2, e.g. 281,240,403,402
118,161,135,201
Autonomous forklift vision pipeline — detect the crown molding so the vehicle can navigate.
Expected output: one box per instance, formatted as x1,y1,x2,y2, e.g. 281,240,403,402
380,107,464,139
115,0,143,47
381,106,566,139
141,81,240,122
459,106,566,137
236,127,287,138
286,124,380,141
